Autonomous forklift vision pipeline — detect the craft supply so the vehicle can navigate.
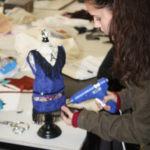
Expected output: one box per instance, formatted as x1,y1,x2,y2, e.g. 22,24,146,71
3,0,33,14
67,77,117,113
26,29,66,139
0,99,4,110
0,121,30,134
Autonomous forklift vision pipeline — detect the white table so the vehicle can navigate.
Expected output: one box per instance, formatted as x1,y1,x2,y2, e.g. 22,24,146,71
0,93,86,150
0,1,112,149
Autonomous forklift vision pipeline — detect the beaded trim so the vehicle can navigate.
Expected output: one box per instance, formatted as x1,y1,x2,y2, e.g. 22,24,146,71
33,92,64,102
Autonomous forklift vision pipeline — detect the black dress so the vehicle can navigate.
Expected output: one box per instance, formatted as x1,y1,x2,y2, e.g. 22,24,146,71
81,47,140,150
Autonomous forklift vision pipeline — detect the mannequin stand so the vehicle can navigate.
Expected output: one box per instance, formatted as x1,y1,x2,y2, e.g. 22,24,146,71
37,113,61,139
33,109,61,139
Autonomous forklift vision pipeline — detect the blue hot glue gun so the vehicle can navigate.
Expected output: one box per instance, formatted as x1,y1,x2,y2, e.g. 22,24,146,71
68,77,117,113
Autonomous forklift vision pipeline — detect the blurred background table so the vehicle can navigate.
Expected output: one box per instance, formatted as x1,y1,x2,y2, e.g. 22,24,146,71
0,0,112,149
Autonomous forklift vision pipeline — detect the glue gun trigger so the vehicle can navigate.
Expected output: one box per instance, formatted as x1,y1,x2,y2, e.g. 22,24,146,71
95,98,106,107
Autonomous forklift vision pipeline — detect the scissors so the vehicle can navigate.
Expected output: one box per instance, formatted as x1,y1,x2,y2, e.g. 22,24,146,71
0,121,30,134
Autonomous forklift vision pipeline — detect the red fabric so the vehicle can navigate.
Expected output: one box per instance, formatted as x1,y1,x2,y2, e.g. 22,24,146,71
72,111,81,128
113,92,121,109
7,76,34,91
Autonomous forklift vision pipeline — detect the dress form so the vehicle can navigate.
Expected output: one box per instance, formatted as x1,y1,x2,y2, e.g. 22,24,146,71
26,29,66,138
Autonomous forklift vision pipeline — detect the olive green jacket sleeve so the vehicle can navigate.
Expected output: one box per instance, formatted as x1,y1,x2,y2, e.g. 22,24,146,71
118,82,137,111
77,81,150,146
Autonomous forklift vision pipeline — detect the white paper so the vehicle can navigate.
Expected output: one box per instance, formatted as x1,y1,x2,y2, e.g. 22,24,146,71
34,0,75,10
0,93,20,111
62,55,104,80
0,84,20,111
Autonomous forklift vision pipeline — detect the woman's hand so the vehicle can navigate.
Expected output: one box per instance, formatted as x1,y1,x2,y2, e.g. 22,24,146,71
96,91,117,112
61,106,73,126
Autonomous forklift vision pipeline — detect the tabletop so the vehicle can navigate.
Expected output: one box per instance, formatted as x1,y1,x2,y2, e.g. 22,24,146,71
0,92,86,150
0,1,112,149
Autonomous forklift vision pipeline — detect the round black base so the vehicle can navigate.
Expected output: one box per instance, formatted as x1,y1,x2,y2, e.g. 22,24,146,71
37,123,61,139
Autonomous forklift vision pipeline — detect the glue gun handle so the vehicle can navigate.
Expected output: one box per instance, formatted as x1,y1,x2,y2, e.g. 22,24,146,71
106,100,116,113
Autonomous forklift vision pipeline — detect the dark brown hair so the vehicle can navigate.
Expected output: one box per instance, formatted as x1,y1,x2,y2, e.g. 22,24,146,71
85,0,150,87
110,0,150,87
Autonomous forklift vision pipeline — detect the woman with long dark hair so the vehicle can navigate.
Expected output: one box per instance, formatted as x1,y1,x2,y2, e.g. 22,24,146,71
61,0,150,150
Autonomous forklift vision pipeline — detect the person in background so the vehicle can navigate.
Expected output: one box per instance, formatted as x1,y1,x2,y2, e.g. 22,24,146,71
61,0,150,150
